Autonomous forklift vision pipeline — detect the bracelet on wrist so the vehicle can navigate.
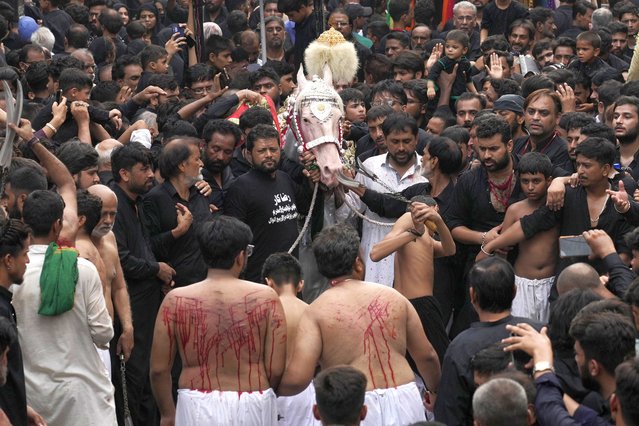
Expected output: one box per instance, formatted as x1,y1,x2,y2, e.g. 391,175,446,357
481,231,487,246
45,122,57,133
26,136,40,150
614,201,631,214
480,244,494,257
532,361,554,376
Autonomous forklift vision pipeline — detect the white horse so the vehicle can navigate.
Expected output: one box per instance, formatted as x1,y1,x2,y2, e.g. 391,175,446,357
283,65,351,302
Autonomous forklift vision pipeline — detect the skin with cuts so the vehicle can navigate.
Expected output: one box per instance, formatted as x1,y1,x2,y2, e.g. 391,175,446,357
277,253,441,397
149,247,287,422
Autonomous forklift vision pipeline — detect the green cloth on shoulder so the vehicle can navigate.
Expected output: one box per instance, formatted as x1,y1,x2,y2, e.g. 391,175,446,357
38,242,79,316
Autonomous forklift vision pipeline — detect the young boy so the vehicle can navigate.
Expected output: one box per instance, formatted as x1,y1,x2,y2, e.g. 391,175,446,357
426,30,476,105
340,88,367,142
137,44,169,92
478,152,558,323
262,253,318,426
567,31,616,79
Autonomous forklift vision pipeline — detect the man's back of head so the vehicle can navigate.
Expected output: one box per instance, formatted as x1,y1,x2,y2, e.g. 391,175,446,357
197,216,253,272
313,365,367,426
556,262,601,295
468,257,515,314
614,357,639,426
472,378,528,426
22,190,64,241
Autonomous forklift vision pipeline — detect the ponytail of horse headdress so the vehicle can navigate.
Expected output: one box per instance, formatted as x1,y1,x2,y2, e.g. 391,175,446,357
284,27,359,188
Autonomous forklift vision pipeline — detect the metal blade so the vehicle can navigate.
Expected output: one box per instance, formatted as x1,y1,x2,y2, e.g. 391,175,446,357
0,81,15,168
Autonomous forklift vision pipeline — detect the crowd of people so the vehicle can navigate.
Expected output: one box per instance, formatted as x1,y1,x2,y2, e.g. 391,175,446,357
0,0,638,425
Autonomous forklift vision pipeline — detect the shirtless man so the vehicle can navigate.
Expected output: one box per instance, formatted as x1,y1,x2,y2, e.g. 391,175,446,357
278,224,441,425
150,216,287,426
478,152,559,323
87,184,134,361
369,197,455,364
262,252,318,426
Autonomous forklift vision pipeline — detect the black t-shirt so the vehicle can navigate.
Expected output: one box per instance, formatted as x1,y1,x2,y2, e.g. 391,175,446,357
0,287,27,426
480,1,529,38
224,169,305,282
43,9,75,54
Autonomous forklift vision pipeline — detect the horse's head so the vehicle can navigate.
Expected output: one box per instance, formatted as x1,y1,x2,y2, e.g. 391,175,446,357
292,66,343,188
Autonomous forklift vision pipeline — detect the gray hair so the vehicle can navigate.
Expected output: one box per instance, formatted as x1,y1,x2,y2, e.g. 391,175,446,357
95,139,123,168
454,1,477,15
472,378,528,426
592,7,613,30
31,27,55,53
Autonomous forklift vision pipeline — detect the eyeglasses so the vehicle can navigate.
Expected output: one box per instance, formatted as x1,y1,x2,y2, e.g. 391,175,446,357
245,244,254,257
371,99,401,107
332,21,350,28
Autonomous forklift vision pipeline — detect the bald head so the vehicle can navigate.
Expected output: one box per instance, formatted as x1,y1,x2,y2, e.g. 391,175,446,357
556,263,600,295
87,184,117,238
240,30,260,63
95,139,123,171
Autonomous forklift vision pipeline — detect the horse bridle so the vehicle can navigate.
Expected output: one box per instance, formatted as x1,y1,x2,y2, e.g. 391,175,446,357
289,82,344,153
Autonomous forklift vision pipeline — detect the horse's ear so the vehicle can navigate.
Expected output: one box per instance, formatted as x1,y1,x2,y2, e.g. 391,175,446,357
322,63,333,88
297,66,308,91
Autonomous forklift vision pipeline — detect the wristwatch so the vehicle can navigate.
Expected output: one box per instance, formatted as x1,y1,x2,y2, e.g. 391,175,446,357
532,361,554,376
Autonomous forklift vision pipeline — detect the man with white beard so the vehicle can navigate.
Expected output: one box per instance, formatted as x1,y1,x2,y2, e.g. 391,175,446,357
143,137,214,288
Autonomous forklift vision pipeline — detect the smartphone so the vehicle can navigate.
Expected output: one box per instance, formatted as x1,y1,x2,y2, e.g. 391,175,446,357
559,235,592,258
55,89,62,103
174,26,185,37
219,68,231,88
185,34,196,48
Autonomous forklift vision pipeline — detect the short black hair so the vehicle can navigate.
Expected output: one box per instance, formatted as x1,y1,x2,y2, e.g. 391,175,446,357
111,142,153,183
0,218,30,259
184,63,215,88
370,79,408,106
441,125,470,146
471,343,511,376
6,167,47,196
239,106,273,132
574,137,616,166
206,34,233,57
277,0,307,14
521,74,555,99
517,152,552,178
148,73,178,91
66,24,89,49
340,88,365,105
468,257,515,313
198,216,253,269
576,30,602,49
90,80,121,102
59,68,93,92
570,311,636,375
609,20,629,35
549,289,602,353
366,104,394,122
126,20,147,40
25,61,50,94
77,189,102,234
427,136,462,175
246,123,279,151
388,0,411,21
393,50,425,74
580,122,616,144
381,112,418,137
314,366,367,425
112,55,142,81
615,358,639,426
474,114,511,145
202,119,242,146
22,190,64,238
140,45,167,69
573,0,595,20
313,223,360,279
65,3,90,26
559,111,594,132
386,31,410,48
529,7,553,27
249,67,280,89
364,54,393,84
261,252,302,285
158,137,199,180
480,35,510,54
456,92,487,109
446,29,470,48
599,80,623,109
56,141,98,175
162,120,198,140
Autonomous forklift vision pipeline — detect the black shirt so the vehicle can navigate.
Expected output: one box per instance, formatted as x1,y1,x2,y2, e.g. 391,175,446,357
428,56,472,99
560,26,584,39
31,99,111,147
143,181,213,287
553,5,573,36
111,183,161,297
514,133,572,173
567,58,616,80
480,1,529,38
292,14,318,72
0,287,27,426
224,169,311,282
520,183,635,278
202,166,236,214
434,315,541,426
43,9,74,54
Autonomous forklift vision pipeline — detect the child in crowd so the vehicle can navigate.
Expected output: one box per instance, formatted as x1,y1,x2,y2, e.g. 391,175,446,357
568,30,615,79
427,30,477,105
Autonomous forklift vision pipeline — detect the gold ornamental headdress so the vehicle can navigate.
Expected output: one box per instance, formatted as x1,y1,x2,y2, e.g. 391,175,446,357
303,27,359,85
